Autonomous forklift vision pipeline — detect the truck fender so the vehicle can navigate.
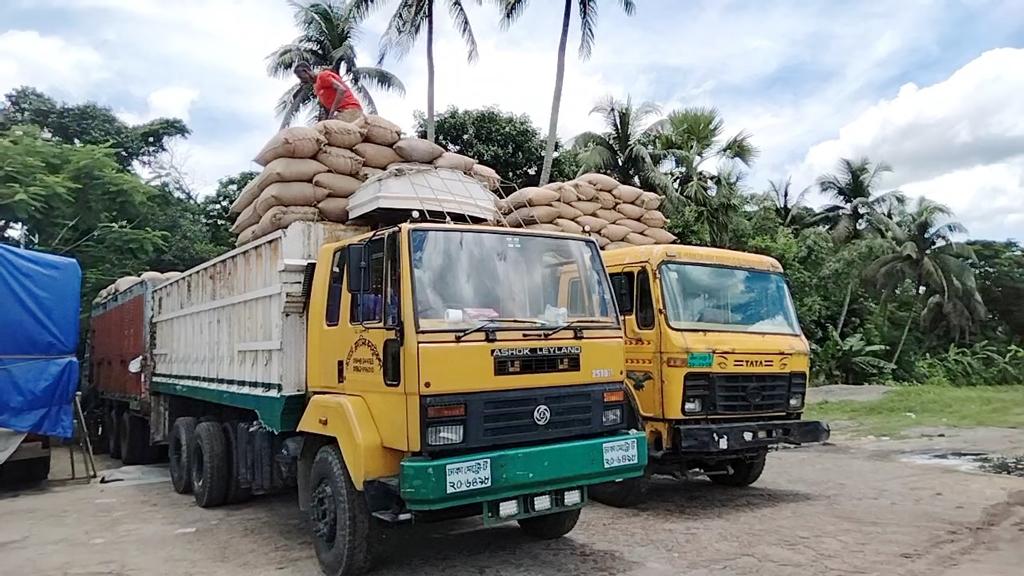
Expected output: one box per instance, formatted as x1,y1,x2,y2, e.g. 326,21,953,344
296,394,403,492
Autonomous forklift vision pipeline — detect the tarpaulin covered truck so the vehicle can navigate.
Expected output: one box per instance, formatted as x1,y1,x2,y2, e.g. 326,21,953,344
0,244,82,483
89,169,646,576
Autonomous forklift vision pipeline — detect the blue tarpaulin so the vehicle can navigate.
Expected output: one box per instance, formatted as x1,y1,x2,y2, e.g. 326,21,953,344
0,244,81,437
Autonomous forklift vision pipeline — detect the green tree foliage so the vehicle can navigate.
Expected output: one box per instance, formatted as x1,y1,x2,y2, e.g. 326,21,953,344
200,171,259,251
573,96,669,193
267,0,405,125
968,240,1024,340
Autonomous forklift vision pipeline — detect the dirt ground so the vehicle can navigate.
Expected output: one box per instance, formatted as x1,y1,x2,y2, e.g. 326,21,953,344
2,428,1023,576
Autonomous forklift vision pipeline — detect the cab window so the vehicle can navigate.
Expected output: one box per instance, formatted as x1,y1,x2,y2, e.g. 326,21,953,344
609,272,635,316
326,249,345,326
636,270,655,330
350,237,385,324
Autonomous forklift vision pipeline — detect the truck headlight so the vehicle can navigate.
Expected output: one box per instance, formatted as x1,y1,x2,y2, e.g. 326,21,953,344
563,488,582,506
788,394,804,410
683,398,703,414
426,424,464,446
498,499,519,518
602,407,622,426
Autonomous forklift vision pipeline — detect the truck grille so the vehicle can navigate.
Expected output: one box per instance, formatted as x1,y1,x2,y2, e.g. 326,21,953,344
713,374,790,414
482,390,592,438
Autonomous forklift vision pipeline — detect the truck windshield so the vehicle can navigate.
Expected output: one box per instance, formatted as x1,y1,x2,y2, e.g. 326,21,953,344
660,262,800,335
410,229,618,332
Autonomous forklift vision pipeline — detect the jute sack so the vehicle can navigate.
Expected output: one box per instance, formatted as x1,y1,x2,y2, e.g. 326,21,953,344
526,223,561,232
605,241,633,251
613,184,643,203
140,271,165,283
362,115,401,146
550,201,583,220
570,201,601,216
163,271,182,282
254,182,329,216
318,197,350,222
314,173,363,198
543,182,579,204
508,205,560,225
471,164,501,190
257,205,320,233
595,191,616,210
505,187,560,209
353,142,402,169
569,180,598,201
315,120,364,149
230,158,328,214
595,208,624,223
358,167,384,181
317,146,364,175
617,218,648,234
644,228,678,244
335,108,365,125
600,223,631,242
625,232,656,246
576,215,609,233
433,152,476,172
590,233,610,248
231,202,261,233
641,210,668,228
254,127,325,166
635,191,662,210
496,199,512,214
578,172,620,192
554,218,583,234
394,138,445,163
616,203,646,220
115,276,141,292
236,225,261,247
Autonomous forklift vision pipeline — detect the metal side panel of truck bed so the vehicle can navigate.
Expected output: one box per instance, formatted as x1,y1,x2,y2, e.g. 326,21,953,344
149,222,368,432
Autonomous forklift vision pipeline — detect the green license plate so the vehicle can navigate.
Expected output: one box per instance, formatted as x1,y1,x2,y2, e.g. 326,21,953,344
688,352,713,368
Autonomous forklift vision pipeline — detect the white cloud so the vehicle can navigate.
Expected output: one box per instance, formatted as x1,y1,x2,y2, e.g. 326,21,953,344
795,48,1024,240
118,86,200,124
0,30,108,95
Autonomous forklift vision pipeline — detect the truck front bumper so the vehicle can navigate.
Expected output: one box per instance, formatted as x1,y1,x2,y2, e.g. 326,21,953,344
399,430,647,511
675,420,830,454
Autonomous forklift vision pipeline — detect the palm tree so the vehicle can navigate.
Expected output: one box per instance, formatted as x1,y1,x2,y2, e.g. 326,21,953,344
866,196,983,364
496,0,637,185
350,0,480,143
572,96,668,192
268,1,405,127
815,157,905,334
766,177,814,230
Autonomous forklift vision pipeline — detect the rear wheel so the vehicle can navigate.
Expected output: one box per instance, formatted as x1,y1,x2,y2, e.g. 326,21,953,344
221,421,251,505
709,452,767,487
106,407,121,459
120,411,149,465
169,417,197,494
518,509,581,539
191,421,229,508
0,455,51,485
589,476,649,508
309,444,378,576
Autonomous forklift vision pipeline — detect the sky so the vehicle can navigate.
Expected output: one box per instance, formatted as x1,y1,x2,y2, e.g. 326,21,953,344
2,0,1022,240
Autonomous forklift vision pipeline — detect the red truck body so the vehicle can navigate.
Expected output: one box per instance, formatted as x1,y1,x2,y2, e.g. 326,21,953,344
89,281,151,406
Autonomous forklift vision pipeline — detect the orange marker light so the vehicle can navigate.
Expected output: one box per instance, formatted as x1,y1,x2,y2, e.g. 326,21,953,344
666,357,688,367
603,390,625,403
427,404,466,418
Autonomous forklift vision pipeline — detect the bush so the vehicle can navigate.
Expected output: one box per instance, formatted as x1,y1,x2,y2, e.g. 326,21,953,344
913,342,1024,386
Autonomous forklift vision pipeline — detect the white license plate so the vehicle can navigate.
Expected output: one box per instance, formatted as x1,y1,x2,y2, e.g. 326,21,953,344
445,458,492,494
602,438,639,468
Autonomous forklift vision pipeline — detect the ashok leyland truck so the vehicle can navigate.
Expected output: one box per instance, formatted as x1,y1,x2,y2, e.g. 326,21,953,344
593,244,828,506
88,169,645,575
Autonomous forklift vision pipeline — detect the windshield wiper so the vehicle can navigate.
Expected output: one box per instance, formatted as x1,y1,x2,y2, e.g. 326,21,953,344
540,319,613,339
455,318,547,341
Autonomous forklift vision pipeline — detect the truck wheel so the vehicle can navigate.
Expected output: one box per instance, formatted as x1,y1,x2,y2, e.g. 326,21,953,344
1,455,51,484
106,407,121,459
309,444,377,576
191,421,229,508
221,421,251,505
170,417,197,494
710,453,767,487
120,411,149,465
518,509,581,539
589,476,649,508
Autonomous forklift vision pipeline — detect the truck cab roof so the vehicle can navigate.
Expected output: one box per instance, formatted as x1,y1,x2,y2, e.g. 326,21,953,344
601,244,784,274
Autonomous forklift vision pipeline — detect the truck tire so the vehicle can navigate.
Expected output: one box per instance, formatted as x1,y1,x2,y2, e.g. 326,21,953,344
221,421,251,505
309,444,378,576
710,453,767,487
518,509,581,539
0,455,51,485
170,417,197,494
120,411,150,465
589,476,649,508
106,407,121,459
191,421,229,508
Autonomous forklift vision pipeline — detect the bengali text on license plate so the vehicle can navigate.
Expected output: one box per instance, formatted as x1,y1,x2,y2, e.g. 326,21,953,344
602,439,639,468
445,458,492,494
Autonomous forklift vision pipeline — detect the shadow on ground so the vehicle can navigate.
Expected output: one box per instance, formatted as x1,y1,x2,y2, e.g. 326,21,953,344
630,475,817,519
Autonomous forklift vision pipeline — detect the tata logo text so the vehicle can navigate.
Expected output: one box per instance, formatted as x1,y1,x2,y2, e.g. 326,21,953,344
491,346,582,357
733,359,775,368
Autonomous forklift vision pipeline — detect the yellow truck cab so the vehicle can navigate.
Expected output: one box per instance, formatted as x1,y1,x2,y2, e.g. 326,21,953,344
594,244,828,505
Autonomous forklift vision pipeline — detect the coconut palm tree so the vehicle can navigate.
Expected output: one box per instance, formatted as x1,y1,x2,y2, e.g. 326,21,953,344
766,177,815,231
866,196,984,364
268,1,405,127
572,95,668,192
349,0,481,143
496,0,637,185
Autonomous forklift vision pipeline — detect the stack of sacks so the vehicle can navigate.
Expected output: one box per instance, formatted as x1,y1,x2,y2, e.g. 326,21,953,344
94,270,183,303
497,172,677,250
229,114,504,246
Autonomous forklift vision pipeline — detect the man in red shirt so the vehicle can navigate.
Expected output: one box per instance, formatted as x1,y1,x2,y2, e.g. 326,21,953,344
293,61,362,120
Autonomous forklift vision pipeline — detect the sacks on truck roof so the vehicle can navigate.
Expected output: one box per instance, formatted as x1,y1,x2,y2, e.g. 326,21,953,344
635,191,662,210
616,202,646,220
313,172,363,198
624,232,656,246
471,164,500,190
114,276,141,292
504,187,559,210
616,218,648,234
317,146,364,176
568,180,598,201
236,206,321,246
315,119,364,149
599,223,631,242
550,201,583,220
506,205,560,226
577,172,619,192
393,138,445,163
353,142,402,169
433,152,476,172
254,127,325,166
230,158,328,214
318,197,350,222
641,209,667,228
644,228,677,244
612,184,643,203
254,182,329,216
362,115,402,146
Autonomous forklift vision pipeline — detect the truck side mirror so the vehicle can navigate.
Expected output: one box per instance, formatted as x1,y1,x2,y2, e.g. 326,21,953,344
346,243,371,293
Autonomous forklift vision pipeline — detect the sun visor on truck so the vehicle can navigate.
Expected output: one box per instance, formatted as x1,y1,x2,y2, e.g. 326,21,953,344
0,244,82,437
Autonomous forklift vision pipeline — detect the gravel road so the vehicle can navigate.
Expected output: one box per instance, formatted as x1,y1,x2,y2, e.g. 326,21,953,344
2,430,1023,576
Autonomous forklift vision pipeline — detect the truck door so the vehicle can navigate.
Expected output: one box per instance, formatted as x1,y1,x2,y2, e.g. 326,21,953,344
610,267,662,418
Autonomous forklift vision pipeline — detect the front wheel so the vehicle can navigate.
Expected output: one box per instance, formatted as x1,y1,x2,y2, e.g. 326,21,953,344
709,452,767,487
309,444,378,576
517,509,581,539
589,476,649,508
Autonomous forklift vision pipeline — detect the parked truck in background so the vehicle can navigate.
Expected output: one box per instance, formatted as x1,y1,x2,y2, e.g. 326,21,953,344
592,244,829,506
90,218,645,575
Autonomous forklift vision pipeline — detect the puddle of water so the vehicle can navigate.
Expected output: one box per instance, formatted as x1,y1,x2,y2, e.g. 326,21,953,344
902,451,1024,478
978,456,1024,478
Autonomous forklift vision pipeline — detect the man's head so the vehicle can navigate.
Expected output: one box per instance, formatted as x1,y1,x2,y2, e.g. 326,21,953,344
293,62,315,83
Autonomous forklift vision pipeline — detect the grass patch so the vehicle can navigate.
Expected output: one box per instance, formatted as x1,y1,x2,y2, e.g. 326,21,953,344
805,385,1024,437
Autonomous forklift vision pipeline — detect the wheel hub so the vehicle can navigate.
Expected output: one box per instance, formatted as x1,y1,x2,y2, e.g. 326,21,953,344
311,480,337,543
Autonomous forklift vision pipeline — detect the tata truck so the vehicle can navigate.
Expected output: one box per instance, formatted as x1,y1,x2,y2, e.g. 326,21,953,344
592,244,828,506
89,217,645,575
